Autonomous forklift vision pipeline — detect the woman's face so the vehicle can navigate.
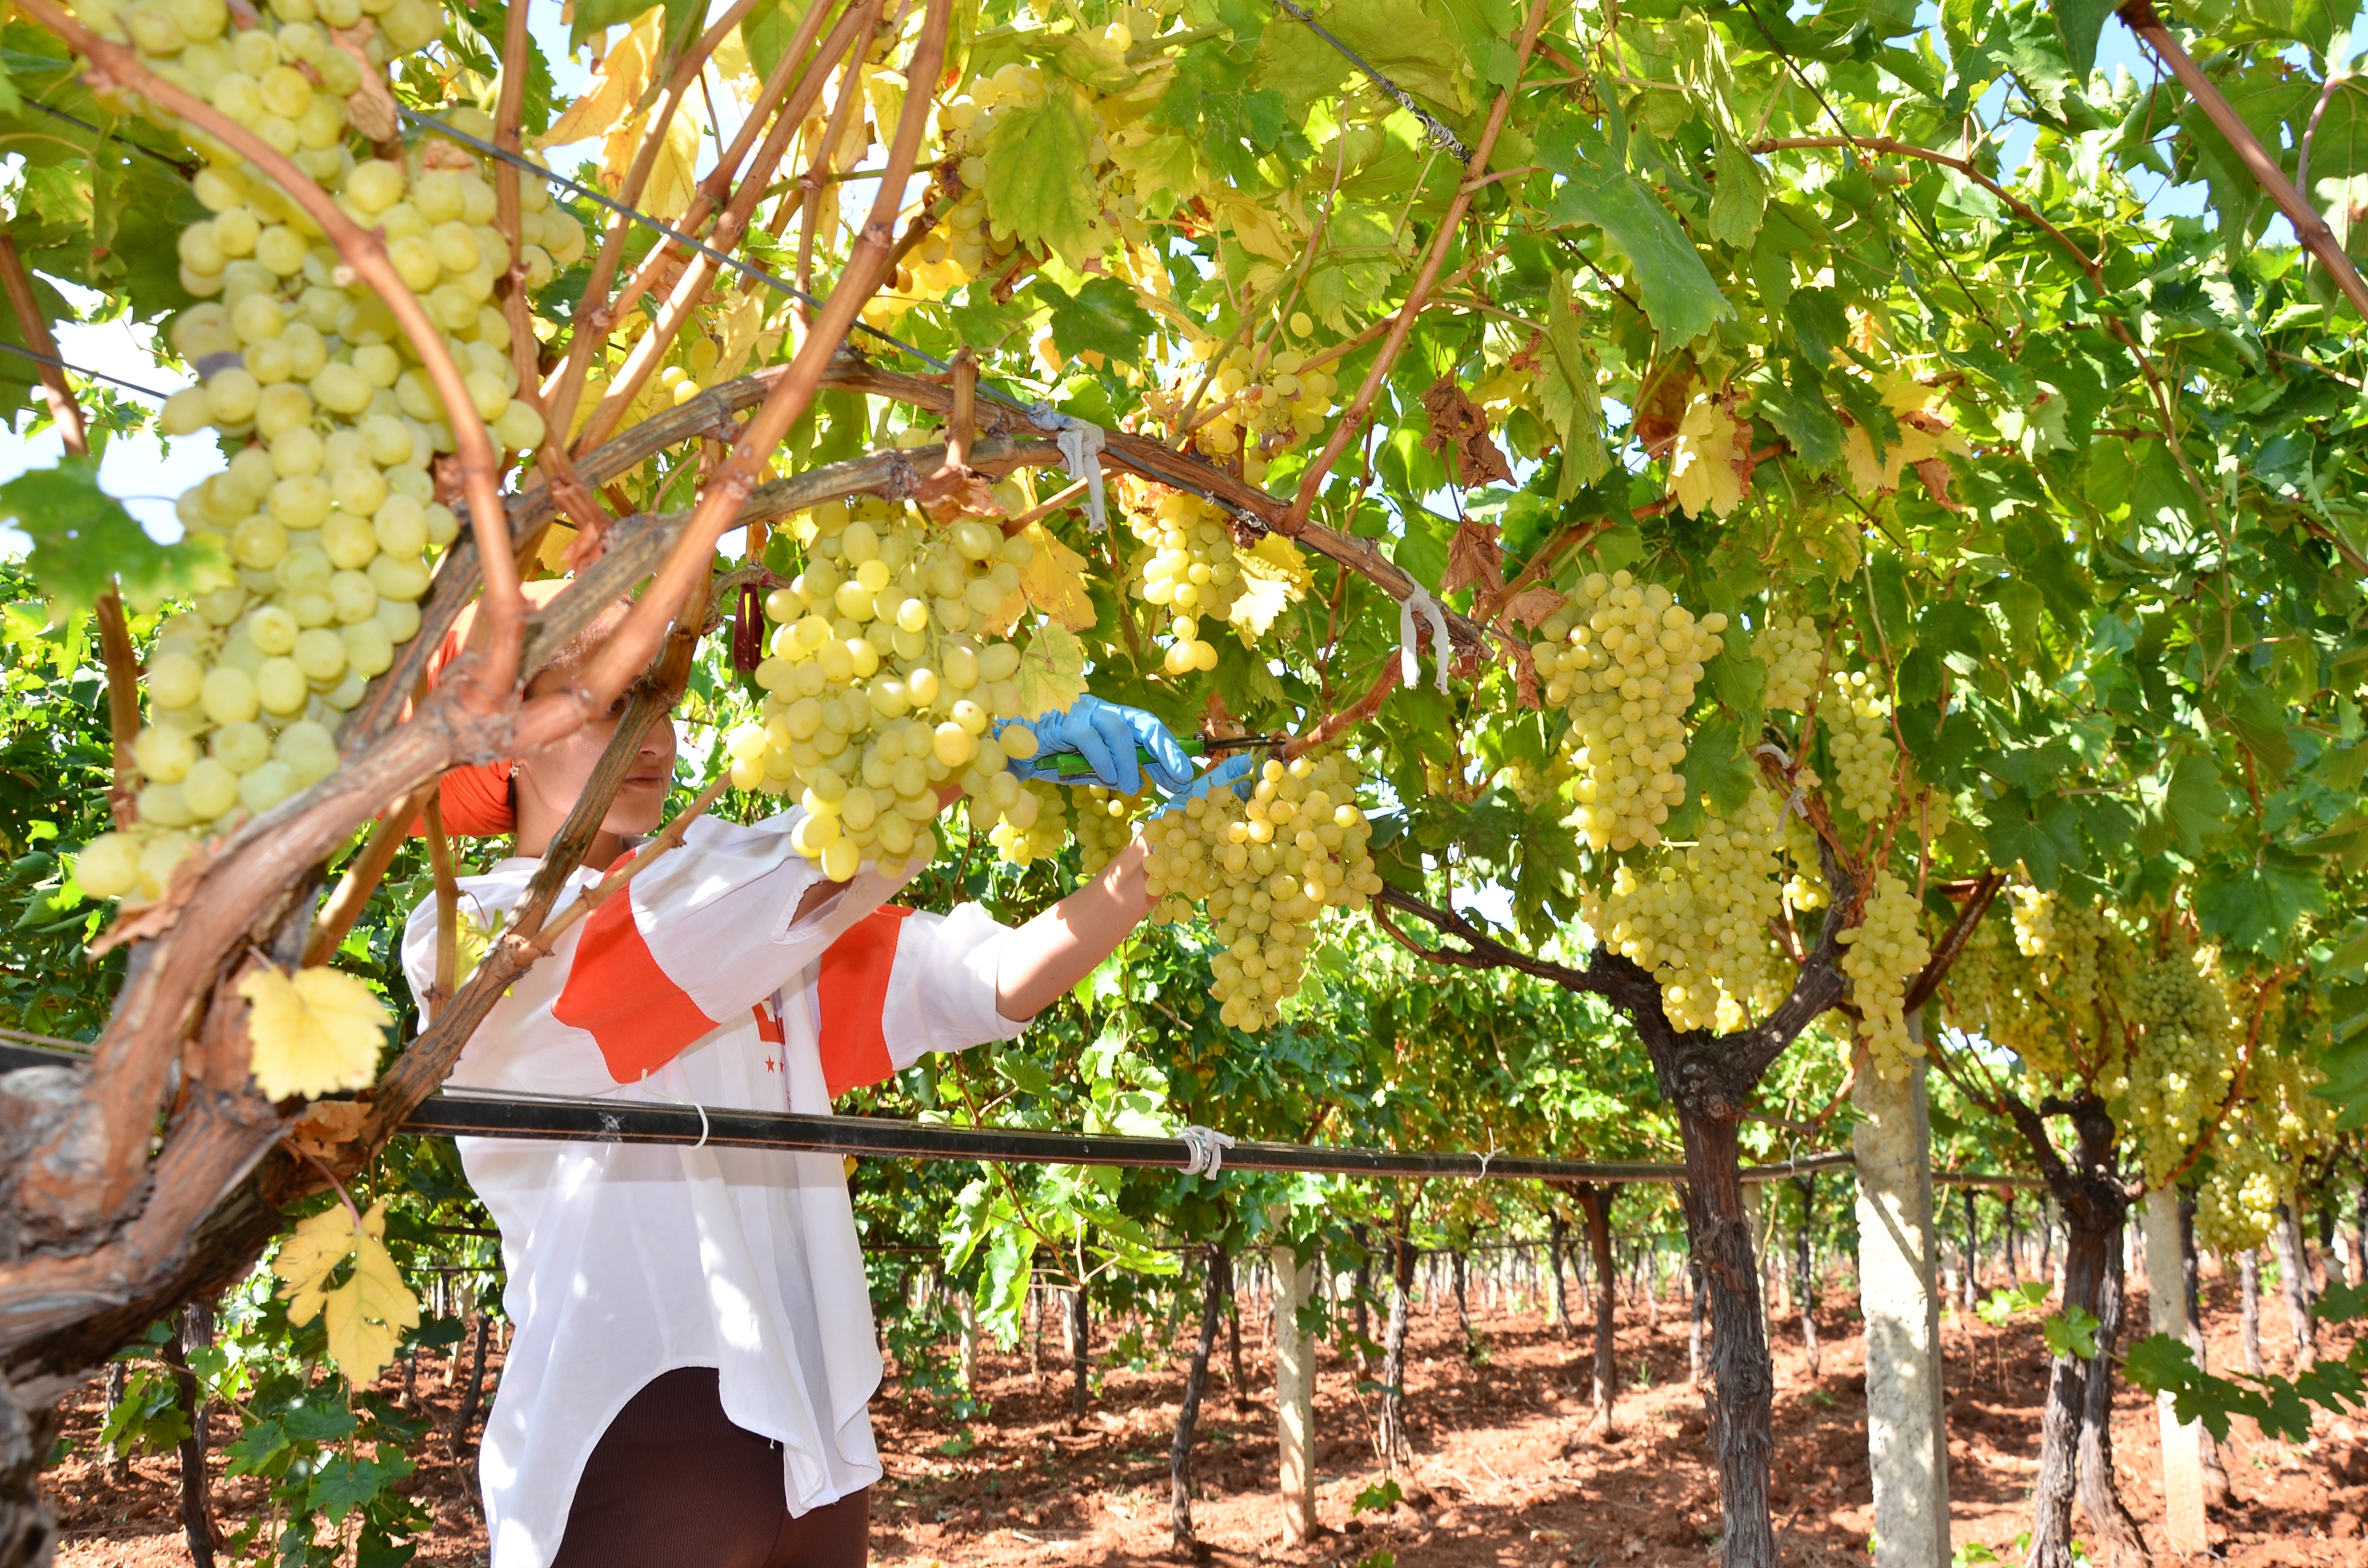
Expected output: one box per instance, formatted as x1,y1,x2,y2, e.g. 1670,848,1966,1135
511,665,680,848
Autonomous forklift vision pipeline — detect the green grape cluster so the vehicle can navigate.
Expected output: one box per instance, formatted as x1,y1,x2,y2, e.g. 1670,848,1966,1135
1838,873,1932,1078
1071,785,1139,877
1824,670,1897,821
1532,570,1727,852
727,499,1045,882
988,780,1069,867
1498,754,1574,810
1143,750,1381,1031
1755,610,1823,712
1122,484,1241,676
1782,812,1828,913
73,0,585,902
1584,783,1789,1033
2115,946,2240,1183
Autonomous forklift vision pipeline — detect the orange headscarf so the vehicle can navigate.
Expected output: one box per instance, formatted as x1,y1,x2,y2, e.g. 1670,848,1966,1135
410,579,576,839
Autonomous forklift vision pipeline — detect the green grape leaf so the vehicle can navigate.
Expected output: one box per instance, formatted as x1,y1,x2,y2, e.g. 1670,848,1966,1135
2050,0,2119,74
2041,1305,2098,1361
1032,276,1159,368
2196,849,2328,956
1540,150,1731,343
0,456,230,614
1685,715,1756,820
983,86,1101,265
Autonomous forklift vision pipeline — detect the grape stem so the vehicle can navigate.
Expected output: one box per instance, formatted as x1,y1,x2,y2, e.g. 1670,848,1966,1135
16,0,527,717
302,783,438,968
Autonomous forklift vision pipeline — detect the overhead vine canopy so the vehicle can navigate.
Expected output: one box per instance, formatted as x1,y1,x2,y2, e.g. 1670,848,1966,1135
2,0,2368,1560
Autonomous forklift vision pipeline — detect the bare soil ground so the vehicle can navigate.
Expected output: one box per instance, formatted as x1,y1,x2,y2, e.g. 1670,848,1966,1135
39,1263,2368,1567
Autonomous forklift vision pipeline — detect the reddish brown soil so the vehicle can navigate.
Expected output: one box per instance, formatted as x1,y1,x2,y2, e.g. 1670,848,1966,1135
38,1263,2368,1567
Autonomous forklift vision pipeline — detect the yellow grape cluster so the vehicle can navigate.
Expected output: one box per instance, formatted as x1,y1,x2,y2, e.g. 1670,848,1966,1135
1160,332,1339,462
1585,784,1789,1033
1756,610,1822,712
1824,671,1898,821
1533,571,1727,852
1071,785,1138,877
2112,945,2239,1184
1144,751,1381,1031
73,0,589,902
725,499,1044,882
989,780,1069,867
1838,872,1932,1078
1498,753,1575,810
926,56,1117,288
1123,486,1240,676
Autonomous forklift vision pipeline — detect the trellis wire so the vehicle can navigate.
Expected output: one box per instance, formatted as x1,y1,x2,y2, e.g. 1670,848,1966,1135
403,1084,1858,1184
1267,0,1473,163
0,339,174,400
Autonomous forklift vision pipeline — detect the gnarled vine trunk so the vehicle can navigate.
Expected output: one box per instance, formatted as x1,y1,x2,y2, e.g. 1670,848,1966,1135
1671,1107,1776,1568
2005,1091,2146,1568
1572,1183,1619,1436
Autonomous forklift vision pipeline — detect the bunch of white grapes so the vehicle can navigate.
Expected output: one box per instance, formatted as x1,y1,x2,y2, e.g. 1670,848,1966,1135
1533,571,1727,851
1837,872,1931,1078
1071,785,1138,877
725,499,1048,882
2195,1135,2284,1255
1584,784,1789,1033
1756,609,1822,712
988,780,1069,867
1143,750,1381,1031
1823,670,1897,821
1159,331,1339,463
930,55,1117,287
73,0,589,904
1782,811,1828,913
2118,946,2239,1184
1123,485,1241,677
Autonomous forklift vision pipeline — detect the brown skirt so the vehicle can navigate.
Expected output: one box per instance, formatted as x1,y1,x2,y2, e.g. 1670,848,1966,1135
552,1367,870,1568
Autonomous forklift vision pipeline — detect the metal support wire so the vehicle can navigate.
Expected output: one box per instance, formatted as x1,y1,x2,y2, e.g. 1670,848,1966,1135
0,339,175,401
402,1084,1856,1185
1268,0,1472,163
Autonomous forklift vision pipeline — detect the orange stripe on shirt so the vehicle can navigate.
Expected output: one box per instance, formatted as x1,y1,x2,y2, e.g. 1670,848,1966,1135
816,906,914,1096
553,883,721,1083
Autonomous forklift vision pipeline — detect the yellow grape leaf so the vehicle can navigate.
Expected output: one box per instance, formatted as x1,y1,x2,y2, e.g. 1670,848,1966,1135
273,1201,419,1385
1668,396,1746,519
1841,418,1940,496
541,21,651,147
713,291,769,384
1214,196,1295,266
710,20,753,86
625,107,703,223
1014,622,1089,719
324,1233,420,1385
1019,523,1097,632
273,1198,373,1324
863,66,907,157
1237,532,1313,593
239,965,390,1102
1228,575,1294,637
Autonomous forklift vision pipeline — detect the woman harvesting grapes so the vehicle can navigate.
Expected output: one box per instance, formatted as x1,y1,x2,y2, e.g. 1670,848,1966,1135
401,613,1246,1568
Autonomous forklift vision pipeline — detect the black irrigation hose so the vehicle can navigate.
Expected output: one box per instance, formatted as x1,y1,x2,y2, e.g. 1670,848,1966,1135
401,1087,1859,1184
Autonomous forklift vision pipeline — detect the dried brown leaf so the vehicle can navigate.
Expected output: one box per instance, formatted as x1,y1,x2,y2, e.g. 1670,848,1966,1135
1440,516,1506,599
1912,455,1963,512
1419,375,1516,489
1500,585,1567,629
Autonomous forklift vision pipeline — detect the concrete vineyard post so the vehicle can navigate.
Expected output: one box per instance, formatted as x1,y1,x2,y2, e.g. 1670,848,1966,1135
1852,1052,1951,1568
2141,1188,2209,1553
1271,1244,1319,1544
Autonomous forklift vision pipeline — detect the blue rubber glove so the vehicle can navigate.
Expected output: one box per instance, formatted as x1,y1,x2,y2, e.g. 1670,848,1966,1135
1158,751,1259,815
1001,696,1195,796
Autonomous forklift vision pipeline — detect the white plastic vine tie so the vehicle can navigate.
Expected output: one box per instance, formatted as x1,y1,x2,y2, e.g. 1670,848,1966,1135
1027,400,1109,531
640,1069,711,1149
1397,582,1453,694
1179,1125,1236,1177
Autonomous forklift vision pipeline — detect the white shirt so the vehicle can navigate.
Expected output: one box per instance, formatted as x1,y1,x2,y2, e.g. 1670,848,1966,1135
400,808,1029,1568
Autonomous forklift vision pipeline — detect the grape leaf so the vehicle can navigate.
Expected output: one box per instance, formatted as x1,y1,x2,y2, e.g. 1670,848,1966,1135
984,87,1101,265
273,1200,420,1386
1540,147,1731,343
2197,849,2328,956
238,965,392,1102
1015,622,1090,718
1015,522,1097,632
1032,276,1159,368
0,457,230,614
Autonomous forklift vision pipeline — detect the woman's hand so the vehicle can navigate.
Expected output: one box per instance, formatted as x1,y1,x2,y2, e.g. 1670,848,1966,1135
1002,696,1195,796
